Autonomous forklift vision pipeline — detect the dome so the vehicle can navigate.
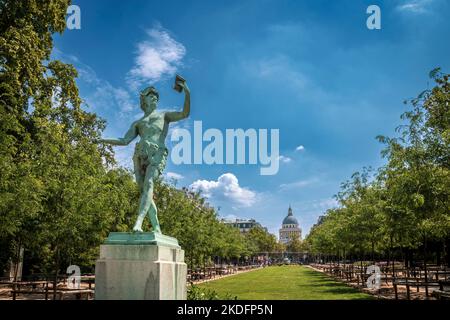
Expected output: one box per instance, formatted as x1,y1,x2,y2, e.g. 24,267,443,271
282,206,298,225
282,215,298,225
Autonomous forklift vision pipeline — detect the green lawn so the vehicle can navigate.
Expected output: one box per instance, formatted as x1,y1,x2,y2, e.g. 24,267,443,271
198,265,374,300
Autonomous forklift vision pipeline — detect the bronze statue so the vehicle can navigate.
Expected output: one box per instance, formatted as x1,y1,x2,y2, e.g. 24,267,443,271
101,76,190,233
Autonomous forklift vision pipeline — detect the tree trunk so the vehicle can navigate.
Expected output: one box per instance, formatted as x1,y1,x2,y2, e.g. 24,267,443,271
360,254,364,287
371,240,375,265
13,239,23,282
390,235,395,281
53,247,60,300
423,235,429,298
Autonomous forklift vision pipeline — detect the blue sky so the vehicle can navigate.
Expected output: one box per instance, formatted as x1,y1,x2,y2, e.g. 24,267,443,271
54,0,450,237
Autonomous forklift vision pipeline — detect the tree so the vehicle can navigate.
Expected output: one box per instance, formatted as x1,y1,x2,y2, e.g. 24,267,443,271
0,0,134,275
245,226,277,255
377,69,450,267
286,235,303,253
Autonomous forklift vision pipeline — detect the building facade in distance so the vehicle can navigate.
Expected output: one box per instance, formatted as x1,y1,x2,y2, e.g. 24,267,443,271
279,206,302,244
223,218,266,233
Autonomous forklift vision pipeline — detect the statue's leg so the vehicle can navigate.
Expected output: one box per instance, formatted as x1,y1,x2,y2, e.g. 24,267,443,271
133,147,166,233
137,165,161,233
132,154,147,232
133,153,145,191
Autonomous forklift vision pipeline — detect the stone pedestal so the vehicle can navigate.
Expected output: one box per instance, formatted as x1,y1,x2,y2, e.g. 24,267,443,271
95,232,187,300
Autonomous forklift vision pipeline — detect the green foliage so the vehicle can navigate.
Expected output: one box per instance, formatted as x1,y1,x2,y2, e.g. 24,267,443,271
286,235,304,252
244,226,278,254
187,284,236,300
0,0,137,274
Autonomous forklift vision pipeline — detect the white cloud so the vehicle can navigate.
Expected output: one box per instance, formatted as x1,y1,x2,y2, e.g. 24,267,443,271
279,178,318,191
311,198,338,210
221,214,248,222
243,55,307,91
396,0,434,13
236,53,332,106
296,145,305,152
63,55,136,115
113,88,134,113
165,172,184,180
127,25,186,89
278,155,292,163
190,173,257,208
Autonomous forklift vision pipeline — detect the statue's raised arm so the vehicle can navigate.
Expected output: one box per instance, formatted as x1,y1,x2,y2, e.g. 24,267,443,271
165,80,190,122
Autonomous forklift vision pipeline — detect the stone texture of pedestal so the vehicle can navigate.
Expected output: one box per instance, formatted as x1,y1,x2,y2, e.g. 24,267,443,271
95,233,187,300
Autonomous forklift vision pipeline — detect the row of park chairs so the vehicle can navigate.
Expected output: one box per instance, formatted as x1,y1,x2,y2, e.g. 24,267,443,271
0,274,95,300
310,262,450,300
187,264,262,282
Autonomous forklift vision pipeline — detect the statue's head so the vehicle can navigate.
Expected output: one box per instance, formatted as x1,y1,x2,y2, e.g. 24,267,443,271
140,86,159,113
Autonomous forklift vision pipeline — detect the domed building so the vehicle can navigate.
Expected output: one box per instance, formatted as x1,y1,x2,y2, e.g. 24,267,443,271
279,206,302,244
